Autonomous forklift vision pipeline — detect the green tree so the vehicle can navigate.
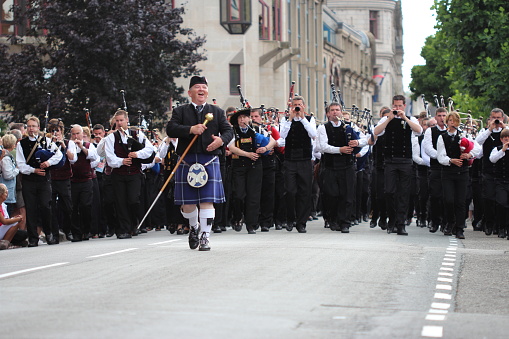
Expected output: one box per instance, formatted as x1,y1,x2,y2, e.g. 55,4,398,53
433,0,509,110
0,0,206,128
409,34,453,102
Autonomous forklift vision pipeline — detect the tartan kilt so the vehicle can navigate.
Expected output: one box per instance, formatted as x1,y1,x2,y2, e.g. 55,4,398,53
174,153,225,205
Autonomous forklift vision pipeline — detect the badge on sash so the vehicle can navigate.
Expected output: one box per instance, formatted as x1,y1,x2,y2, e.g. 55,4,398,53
187,163,208,188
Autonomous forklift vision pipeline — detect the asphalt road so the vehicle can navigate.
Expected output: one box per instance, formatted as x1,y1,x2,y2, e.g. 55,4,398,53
1,220,508,339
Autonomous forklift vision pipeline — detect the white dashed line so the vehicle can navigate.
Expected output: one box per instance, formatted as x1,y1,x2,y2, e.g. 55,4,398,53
431,302,451,310
434,293,452,300
425,314,446,321
86,248,138,258
148,239,182,245
428,309,448,314
0,262,69,279
421,325,443,337
436,284,452,291
437,277,453,283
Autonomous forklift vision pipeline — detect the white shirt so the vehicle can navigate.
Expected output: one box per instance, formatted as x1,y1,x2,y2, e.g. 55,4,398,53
16,136,63,175
280,116,317,140
104,129,154,169
375,116,422,137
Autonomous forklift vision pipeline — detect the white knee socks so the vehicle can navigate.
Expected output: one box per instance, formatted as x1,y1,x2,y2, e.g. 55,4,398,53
181,208,199,230
199,209,215,236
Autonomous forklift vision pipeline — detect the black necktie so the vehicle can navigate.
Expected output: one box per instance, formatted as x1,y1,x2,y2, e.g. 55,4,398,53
196,105,203,113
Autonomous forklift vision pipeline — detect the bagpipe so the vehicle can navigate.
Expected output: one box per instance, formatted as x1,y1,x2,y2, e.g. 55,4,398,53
233,85,272,155
329,83,362,154
33,93,66,169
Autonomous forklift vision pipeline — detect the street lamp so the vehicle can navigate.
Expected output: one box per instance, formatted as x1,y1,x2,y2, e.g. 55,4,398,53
220,0,252,34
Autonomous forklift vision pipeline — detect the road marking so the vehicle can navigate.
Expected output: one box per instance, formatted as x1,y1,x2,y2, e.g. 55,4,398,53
0,262,69,279
332,316,347,320
438,272,453,276
148,239,182,246
446,247,457,251
444,254,456,257
443,258,455,261
441,264,454,268
421,325,443,337
86,248,138,258
437,277,453,283
434,293,452,300
428,309,448,314
425,314,446,321
431,302,450,310
436,284,452,291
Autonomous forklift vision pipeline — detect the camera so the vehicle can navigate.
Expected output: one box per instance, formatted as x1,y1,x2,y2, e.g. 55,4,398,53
494,119,500,124
295,106,301,112
393,110,398,115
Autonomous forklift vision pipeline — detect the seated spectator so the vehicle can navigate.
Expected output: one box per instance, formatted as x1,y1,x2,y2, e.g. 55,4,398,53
0,183,24,250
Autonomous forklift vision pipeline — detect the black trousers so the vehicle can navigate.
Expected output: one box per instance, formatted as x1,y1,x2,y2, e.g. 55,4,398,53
442,168,469,230
321,165,355,227
384,160,413,227
71,180,93,238
259,160,276,228
232,163,263,227
482,173,498,228
101,173,118,234
417,167,429,222
51,179,73,235
90,176,103,235
471,177,483,224
22,176,53,243
112,173,142,234
495,181,509,231
370,167,387,223
214,161,230,227
428,168,444,226
284,159,313,227
273,154,286,226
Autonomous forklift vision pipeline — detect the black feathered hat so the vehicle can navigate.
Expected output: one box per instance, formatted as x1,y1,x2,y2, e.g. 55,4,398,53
189,75,208,89
229,108,251,126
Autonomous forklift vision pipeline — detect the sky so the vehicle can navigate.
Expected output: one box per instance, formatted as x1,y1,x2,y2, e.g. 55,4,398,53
401,0,437,92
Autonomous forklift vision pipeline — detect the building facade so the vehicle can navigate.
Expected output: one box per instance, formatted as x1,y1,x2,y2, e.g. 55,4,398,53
326,0,404,112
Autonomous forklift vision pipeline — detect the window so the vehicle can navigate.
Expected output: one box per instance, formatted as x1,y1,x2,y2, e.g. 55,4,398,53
220,0,252,35
369,11,378,39
259,0,269,40
1,0,15,35
272,0,281,41
229,64,241,95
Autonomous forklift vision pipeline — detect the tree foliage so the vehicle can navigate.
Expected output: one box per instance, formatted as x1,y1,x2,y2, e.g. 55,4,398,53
411,0,509,116
0,0,206,128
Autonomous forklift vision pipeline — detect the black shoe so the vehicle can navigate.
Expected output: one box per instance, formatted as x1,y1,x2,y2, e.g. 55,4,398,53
340,225,350,233
28,240,38,247
387,225,396,234
98,233,105,238
168,224,177,234
397,225,408,236
188,226,200,249
296,225,307,233
117,233,132,239
198,234,211,251
176,228,184,235
498,229,506,238
106,232,115,237
46,234,59,245
246,226,256,234
275,223,283,230
70,238,83,242
286,222,295,232
379,219,387,230
66,233,74,241
353,219,359,226
429,222,439,233
139,228,148,234
456,228,465,239
369,220,377,228
261,226,270,232
485,224,493,236
329,222,338,231
220,225,227,232
233,221,242,232
212,225,222,234
363,214,369,222
444,225,453,236
324,220,330,229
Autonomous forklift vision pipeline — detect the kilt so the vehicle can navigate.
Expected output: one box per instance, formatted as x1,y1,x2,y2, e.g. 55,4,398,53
174,153,225,205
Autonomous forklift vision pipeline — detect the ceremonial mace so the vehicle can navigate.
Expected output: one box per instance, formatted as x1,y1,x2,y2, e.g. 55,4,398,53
137,113,214,229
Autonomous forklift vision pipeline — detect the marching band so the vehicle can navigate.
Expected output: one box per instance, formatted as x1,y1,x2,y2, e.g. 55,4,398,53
2,76,509,251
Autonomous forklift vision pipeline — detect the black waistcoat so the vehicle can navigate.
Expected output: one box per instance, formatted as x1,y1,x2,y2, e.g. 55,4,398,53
383,118,412,159
482,131,502,175
285,117,312,161
232,126,260,167
430,127,447,169
442,133,469,169
322,122,353,168
494,145,509,180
